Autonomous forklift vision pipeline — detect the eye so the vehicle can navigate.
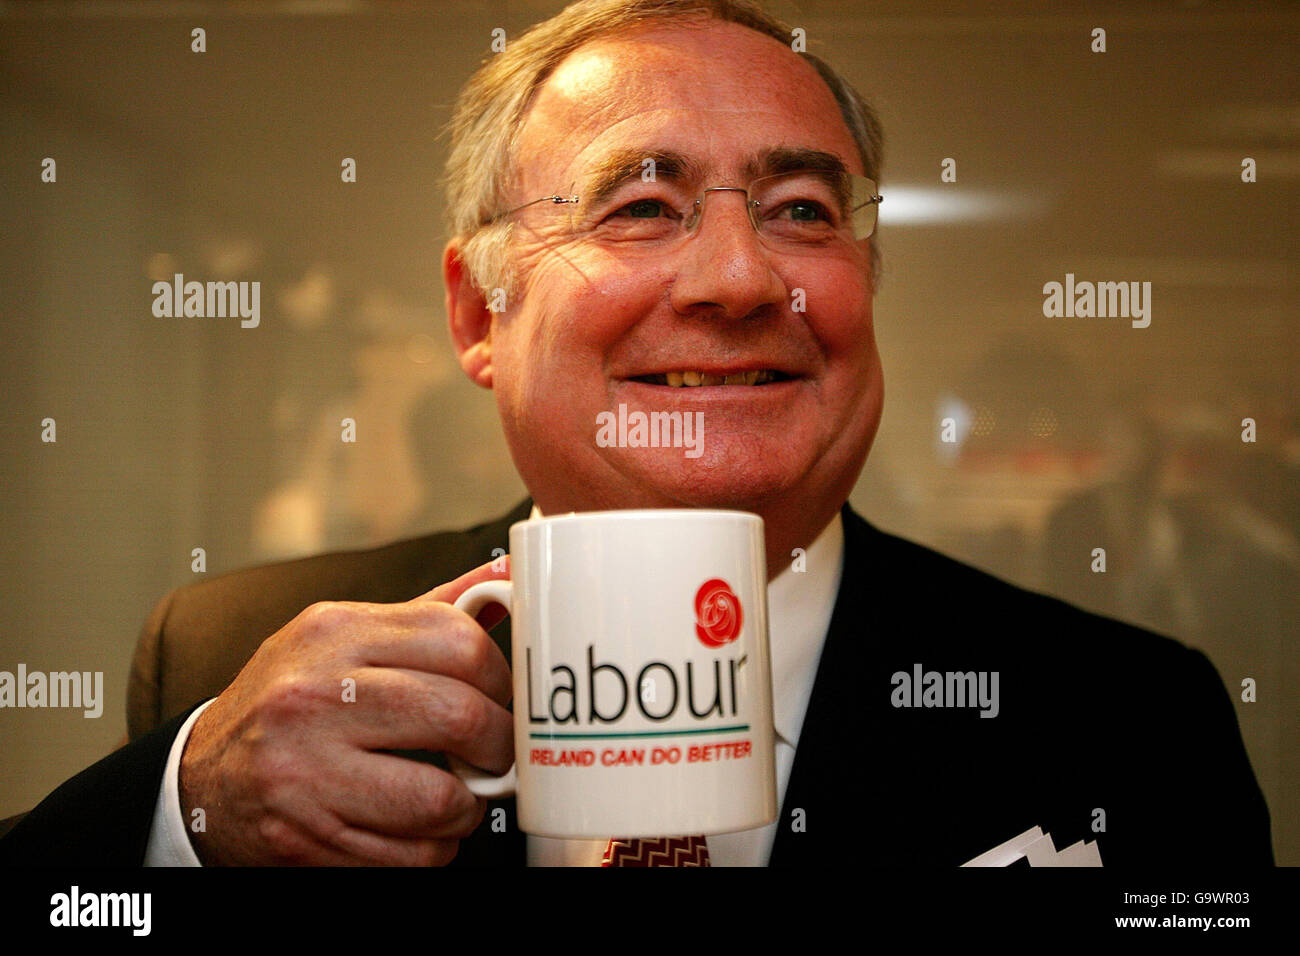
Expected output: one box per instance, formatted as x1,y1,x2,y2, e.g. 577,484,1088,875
612,198,671,219
777,200,832,223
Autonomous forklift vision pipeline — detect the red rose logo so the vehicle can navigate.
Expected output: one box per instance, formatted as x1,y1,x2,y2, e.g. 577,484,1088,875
694,578,743,647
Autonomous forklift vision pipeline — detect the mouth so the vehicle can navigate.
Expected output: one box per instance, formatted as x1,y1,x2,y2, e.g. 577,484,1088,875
628,370,796,387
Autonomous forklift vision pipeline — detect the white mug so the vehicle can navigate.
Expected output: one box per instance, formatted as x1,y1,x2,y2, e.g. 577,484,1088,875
450,509,777,839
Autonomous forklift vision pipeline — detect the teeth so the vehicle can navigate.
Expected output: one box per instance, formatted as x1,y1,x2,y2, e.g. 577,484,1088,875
652,370,781,387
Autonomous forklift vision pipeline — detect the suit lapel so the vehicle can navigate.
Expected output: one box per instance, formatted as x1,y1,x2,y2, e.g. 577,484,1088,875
769,504,880,866
766,506,1056,867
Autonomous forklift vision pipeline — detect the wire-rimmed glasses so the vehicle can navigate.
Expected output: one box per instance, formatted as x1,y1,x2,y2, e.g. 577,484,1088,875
485,169,881,254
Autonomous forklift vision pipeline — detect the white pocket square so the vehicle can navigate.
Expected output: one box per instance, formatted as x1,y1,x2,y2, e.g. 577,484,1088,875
962,826,1103,867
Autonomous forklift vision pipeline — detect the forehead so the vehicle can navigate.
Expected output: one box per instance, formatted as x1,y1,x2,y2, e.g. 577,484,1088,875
512,20,862,193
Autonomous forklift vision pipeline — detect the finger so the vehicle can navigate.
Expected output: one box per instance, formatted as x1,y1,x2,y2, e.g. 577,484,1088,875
413,558,511,632
258,806,464,867
341,668,515,773
324,827,464,867
359,603,512,707
419,556,512,602
325,750,488,839
245,811,404,867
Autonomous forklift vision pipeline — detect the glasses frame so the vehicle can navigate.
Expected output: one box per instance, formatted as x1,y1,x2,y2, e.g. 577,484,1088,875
486,173,883,241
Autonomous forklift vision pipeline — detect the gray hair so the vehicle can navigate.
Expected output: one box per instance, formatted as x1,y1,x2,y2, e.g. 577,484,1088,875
441,0,884,301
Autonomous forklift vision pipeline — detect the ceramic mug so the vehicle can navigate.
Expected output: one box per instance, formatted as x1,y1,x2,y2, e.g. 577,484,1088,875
450,509,777,838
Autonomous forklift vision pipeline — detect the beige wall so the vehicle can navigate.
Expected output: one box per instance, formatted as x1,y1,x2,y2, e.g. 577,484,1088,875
0,0,1294,863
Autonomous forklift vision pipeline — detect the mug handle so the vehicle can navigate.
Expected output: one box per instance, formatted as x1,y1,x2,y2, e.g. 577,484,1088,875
447,580,518,799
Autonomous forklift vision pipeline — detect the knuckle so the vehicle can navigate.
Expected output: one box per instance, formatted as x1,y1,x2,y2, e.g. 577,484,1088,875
318,817,368,861
296,600,351,638
456,625,495,679
246,744,296,799
405,840,439,867
257,815,311,865
430,603,474,645
467,797,488,832
259,675,321,725
440,690,487,744
419,770,462,825
423,839,459,867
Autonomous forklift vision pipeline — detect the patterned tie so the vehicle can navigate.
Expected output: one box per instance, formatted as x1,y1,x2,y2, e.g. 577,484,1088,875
602,835,711,867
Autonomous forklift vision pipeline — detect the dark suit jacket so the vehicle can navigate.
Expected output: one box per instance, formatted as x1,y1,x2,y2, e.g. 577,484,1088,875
0,500,1274,866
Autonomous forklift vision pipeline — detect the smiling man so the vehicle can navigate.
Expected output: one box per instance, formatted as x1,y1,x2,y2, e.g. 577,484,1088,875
444,14,882,586
0,0,1272,868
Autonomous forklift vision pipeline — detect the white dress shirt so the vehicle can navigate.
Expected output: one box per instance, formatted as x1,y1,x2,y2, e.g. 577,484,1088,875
146,509,845,866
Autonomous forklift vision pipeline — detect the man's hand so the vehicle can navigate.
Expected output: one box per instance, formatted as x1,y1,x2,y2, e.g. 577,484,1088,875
179,560,514,866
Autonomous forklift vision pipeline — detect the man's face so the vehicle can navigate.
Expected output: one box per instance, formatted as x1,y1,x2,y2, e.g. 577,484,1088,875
464,20,883,518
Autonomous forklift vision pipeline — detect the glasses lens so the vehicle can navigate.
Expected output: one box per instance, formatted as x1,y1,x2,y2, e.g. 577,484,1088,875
748,171,879,242
518,172,879,245
571,187,687,242
749,171,848,241
848,175,881,240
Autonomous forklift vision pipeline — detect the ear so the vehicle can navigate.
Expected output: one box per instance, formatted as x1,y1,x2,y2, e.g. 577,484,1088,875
444,239,494,389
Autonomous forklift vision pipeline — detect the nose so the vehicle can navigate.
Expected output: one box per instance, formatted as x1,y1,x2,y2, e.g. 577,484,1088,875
669,188,787,321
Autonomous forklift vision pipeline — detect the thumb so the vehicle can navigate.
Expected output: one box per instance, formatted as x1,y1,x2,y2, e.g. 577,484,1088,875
415,555,512,630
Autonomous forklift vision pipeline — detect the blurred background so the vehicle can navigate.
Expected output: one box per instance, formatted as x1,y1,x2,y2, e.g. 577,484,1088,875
0,0,1294,862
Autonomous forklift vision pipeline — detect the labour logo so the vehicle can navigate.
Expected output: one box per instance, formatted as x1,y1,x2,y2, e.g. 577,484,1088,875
694,579,742,647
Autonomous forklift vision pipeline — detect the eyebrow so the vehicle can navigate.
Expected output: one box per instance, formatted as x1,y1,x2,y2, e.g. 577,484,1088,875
580,146,850,209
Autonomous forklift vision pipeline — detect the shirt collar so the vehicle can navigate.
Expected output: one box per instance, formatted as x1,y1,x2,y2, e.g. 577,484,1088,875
766,512,844,746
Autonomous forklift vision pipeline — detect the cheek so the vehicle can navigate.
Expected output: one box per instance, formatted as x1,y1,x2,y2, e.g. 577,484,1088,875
519,250,667,353
496,255,656,415
792,260,875,353
572,252,671,331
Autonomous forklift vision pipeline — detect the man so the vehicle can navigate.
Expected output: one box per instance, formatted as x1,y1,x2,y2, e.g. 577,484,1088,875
0,0,1272,867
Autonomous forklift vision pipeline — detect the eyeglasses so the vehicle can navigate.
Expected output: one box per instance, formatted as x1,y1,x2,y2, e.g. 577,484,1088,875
485,170,882,254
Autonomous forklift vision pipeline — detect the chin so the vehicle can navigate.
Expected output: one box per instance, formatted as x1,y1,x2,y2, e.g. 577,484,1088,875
633,459,805,513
